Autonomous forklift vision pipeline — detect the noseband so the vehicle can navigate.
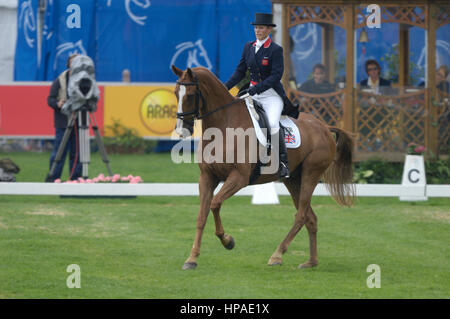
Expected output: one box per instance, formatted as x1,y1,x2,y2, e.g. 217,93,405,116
176,71,243,121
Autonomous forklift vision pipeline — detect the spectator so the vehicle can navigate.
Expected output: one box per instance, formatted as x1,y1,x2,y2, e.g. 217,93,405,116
122,69,131,83
436,65,450,93
420,65,449,93
46,54,82,182
360,59,391,91
299,63,335,94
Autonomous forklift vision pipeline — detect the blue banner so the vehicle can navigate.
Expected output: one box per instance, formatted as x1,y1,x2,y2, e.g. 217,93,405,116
39,0,97,81
96,0,218,82
95,0,271,82
15,0,272,82
14,0,39,81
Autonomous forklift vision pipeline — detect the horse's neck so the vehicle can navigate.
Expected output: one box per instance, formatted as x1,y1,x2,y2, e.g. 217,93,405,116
200,89,249,131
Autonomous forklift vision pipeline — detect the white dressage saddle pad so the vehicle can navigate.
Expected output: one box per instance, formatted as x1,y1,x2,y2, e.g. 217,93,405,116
280,115,301,149
244,97,301,149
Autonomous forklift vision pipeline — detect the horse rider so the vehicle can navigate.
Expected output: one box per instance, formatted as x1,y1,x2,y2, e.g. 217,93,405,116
224,12,290,179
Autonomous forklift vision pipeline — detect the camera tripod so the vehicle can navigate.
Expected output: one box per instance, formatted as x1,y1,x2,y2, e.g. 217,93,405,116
46,106,113,181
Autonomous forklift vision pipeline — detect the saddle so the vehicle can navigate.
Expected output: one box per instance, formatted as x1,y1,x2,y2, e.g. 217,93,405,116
251,99,272,149
236,85,301,184
240,96,301,184
240,94,301,150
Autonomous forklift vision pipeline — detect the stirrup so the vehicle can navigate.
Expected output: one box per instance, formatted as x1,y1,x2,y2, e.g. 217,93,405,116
279,162,290,179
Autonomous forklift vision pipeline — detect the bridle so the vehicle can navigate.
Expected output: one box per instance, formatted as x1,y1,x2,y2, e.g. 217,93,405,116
176,71,243,121
175,71,205,121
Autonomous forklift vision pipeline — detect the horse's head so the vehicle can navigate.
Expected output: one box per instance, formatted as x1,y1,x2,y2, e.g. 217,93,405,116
172,65,203,138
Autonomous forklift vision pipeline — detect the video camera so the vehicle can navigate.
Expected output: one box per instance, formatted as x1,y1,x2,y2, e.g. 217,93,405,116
61,55,100,115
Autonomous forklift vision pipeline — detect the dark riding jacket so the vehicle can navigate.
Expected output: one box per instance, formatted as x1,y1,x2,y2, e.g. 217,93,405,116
225,37,288,101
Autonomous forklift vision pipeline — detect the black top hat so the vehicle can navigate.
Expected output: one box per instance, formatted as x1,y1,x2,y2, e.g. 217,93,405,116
251,13,276,27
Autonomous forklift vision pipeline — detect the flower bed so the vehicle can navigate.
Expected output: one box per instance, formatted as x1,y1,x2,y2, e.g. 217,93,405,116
54,174,143,184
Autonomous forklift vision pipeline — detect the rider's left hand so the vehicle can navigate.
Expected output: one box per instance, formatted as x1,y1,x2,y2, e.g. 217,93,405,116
248,86,257,96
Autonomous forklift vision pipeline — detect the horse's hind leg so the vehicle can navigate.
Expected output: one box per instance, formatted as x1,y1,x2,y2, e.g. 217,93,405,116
300,206,318,268
182,173,218,270
268,164,323,268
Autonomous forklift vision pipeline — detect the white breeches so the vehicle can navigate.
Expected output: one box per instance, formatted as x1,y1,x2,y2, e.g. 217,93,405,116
251,88,283,135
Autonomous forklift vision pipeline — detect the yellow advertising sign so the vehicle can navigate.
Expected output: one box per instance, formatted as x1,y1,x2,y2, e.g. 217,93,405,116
104,84,201,138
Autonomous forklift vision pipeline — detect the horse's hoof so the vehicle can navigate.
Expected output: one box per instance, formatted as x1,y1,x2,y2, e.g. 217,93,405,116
298,261,318,269
224,236,235,250
182,262,197,270
268,257,282,266
268,262,282,266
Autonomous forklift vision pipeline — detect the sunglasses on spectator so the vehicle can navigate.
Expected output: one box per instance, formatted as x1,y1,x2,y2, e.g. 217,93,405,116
367,67,379,71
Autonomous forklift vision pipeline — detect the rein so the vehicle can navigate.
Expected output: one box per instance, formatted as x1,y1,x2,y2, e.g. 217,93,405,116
176,73,243,121
197,98,243,120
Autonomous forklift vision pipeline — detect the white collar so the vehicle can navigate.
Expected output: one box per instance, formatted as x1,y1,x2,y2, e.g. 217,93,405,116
368,77,379,88
256,36,269,48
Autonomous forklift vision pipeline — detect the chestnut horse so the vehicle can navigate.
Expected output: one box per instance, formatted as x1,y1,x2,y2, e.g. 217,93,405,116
172,65,354,270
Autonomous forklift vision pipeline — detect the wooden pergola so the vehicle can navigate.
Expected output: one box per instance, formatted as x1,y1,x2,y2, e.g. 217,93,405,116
272,0,449,161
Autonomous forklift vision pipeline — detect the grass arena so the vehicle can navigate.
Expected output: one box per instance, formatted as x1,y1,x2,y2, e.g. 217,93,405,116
0,152,449,299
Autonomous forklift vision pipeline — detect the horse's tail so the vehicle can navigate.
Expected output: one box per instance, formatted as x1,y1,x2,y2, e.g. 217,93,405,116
322,127,355,207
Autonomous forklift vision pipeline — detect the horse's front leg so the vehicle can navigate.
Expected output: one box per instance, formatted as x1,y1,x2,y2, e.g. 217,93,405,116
182,173,218,270
211,169,249,251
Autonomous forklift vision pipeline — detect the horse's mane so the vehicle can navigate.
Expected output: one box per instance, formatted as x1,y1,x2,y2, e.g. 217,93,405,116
192,67,234,100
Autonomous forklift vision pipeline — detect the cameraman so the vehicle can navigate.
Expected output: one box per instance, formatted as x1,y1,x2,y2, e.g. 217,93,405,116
46,54,82,182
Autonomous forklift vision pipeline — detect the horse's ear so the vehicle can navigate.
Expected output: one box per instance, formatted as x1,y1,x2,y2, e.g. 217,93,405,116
171,65,183,77
187,68,193,78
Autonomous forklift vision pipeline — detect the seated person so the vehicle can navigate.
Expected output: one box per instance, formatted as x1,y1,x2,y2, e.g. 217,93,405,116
419,65,449,93
437,66,450,93
360,59,391,91
299,63,335,94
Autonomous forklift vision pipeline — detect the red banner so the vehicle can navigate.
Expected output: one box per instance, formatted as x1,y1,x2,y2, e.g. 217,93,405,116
0,84,104,138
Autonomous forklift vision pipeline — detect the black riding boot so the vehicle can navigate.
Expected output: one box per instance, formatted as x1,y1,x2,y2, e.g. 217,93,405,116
278,127,290,179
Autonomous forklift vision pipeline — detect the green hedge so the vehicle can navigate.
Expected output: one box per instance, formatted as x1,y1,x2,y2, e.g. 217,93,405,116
353,157,450,184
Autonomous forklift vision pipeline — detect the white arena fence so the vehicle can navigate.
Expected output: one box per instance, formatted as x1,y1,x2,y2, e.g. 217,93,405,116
0,182,448,198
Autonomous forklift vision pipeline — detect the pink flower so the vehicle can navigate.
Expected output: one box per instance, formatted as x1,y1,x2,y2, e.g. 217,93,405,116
93,177,99,183
130,176,143,184
86,179,93,184
414,145,426,153
98,173,105,179
121,177,130,182
54,179,61,183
